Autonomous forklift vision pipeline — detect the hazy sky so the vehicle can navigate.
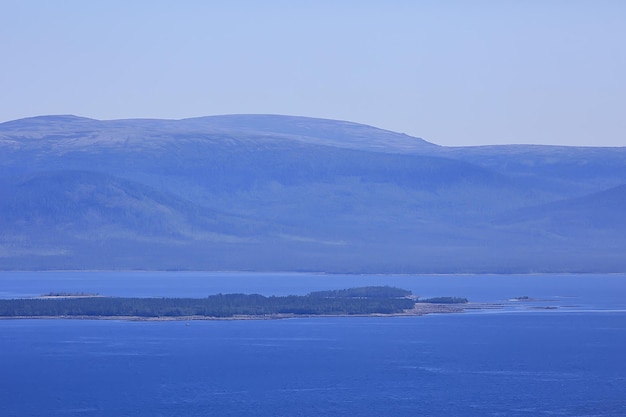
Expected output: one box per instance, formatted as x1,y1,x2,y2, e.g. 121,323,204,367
1,1,624,146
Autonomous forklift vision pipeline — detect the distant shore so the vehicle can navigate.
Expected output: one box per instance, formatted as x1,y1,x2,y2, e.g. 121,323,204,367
0,287,496,320
0,302,503,322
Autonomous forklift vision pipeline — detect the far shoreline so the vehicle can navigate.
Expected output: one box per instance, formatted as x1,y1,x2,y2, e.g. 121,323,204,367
0,302,501,322
1,270,625,276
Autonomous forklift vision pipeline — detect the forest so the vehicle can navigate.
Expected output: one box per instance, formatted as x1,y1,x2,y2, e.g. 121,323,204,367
0,286,419,318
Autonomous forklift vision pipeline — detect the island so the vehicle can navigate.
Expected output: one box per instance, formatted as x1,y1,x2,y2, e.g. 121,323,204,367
0,286,469,320
38,292,101,299
508,296,533,301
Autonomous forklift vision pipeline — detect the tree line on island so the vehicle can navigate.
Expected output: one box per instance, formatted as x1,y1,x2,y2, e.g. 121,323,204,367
0,286,468,318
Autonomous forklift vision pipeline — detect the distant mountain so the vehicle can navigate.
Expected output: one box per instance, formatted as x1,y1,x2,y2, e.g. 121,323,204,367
1,114,625,272
497,183,626,232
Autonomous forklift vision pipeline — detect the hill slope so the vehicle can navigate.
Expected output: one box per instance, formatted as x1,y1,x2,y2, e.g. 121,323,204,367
1,114,625,272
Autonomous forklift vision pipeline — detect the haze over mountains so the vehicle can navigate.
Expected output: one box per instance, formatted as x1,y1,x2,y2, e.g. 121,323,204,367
1,114,624,273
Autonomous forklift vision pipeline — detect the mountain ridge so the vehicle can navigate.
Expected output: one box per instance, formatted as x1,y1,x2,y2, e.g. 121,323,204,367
1,114,625,272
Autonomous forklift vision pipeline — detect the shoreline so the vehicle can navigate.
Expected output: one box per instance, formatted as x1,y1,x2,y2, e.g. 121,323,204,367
0,303,496,322
2,270,625,276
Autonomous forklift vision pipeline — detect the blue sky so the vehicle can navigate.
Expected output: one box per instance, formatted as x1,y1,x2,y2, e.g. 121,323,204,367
1,1,624,146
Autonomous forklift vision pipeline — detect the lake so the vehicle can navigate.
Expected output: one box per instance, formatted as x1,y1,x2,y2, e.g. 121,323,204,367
1,272,625,416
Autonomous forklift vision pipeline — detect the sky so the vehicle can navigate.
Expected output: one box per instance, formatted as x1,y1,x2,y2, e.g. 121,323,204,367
1,1,625,146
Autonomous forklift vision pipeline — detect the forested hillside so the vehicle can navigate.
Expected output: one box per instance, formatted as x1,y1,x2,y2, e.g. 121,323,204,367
1,114,625,272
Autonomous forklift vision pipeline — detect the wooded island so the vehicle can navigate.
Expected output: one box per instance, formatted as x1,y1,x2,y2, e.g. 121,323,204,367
0,286,468,319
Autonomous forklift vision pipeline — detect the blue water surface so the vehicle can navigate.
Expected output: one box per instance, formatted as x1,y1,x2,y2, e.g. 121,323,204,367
1,273,625,416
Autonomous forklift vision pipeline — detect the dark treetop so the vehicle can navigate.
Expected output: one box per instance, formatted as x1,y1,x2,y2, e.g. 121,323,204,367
0,286,422,318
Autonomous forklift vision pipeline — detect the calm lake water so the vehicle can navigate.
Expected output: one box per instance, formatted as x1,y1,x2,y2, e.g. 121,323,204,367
1,272,625,416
